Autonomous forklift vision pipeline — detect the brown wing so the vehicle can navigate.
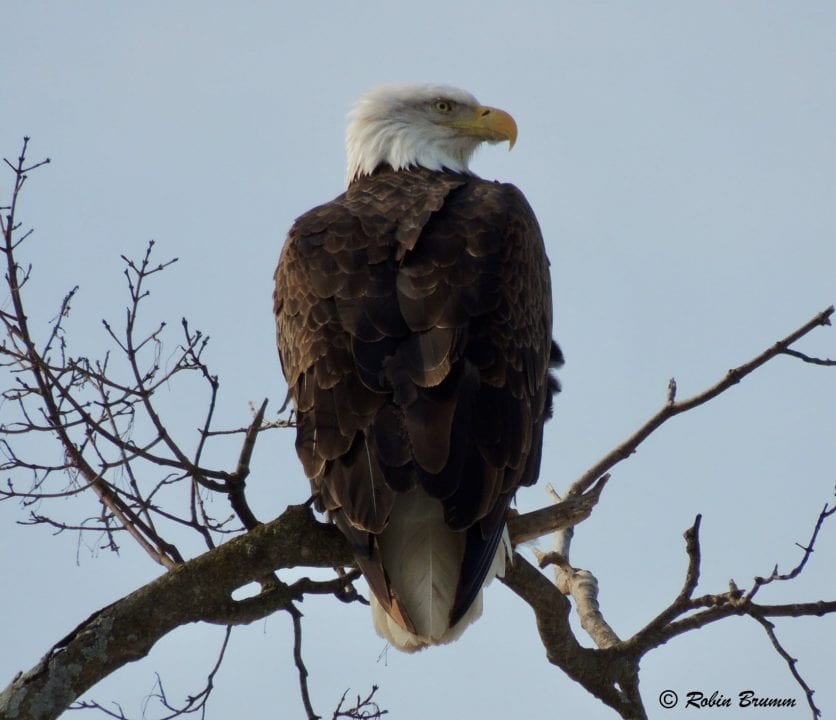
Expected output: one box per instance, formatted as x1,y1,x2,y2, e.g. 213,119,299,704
274,166,558,627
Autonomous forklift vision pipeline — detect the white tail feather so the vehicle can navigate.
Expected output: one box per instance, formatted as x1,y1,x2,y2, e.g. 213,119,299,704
372,488,509,651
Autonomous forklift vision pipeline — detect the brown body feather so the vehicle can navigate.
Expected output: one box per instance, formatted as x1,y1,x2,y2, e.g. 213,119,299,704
274,165,559,646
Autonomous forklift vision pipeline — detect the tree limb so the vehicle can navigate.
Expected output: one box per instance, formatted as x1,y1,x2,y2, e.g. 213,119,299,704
508,474,609,545
0,506,354,720
568,305,834,497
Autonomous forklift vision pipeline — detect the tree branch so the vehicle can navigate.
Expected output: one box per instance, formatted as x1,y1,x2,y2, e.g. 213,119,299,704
750,614,821,719
0,506,354,720
508,474,609,545
289,604,319,720
533,483,621,650
501,552,645,719
568,305,834,497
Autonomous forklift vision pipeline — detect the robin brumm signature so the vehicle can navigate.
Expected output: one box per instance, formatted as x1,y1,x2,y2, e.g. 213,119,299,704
686,690,797,709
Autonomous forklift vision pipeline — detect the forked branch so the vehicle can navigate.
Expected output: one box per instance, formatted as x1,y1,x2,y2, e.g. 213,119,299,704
503,307,835,719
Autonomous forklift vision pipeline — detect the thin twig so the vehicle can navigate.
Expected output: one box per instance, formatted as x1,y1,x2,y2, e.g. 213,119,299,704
332,685,388,720
73,626,233,720
750,614,821,719
628,516,703,649
288,604,320,720
745,502,836,602
781,348,836,366
225,398,268,530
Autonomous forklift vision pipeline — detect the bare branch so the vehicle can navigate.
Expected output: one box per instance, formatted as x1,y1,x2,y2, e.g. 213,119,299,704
0,505,354,720
623,502,836,655
745,502,836,602
568,305,834,497
288,604,319,720
2,158,184,566
72,627,232,720
501,552,644,719
508,474,609,545
148,625,232,720
530,482,621,650
225,399,268,530
332,686,388,720
67,699,129,719
750,614,821,719
2,143,281,563
781,348,836,366
509,298,836,718
629,515,703,649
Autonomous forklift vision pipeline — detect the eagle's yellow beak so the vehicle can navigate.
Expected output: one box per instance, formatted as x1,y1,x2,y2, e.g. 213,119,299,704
442,106,518,149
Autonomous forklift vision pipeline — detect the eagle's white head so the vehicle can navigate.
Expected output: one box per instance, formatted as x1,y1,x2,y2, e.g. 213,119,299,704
345,83,518,185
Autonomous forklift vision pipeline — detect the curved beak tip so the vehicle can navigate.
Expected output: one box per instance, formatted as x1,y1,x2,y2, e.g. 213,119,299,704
486,106,517,150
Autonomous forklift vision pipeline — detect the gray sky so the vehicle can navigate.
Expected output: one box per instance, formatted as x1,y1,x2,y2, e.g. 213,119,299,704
2,2,835,718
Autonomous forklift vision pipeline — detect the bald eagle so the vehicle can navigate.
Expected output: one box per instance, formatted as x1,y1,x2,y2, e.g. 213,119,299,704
274,83,560,651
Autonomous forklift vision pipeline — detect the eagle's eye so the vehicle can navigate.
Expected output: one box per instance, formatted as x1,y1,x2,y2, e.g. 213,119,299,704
433,99,453,114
